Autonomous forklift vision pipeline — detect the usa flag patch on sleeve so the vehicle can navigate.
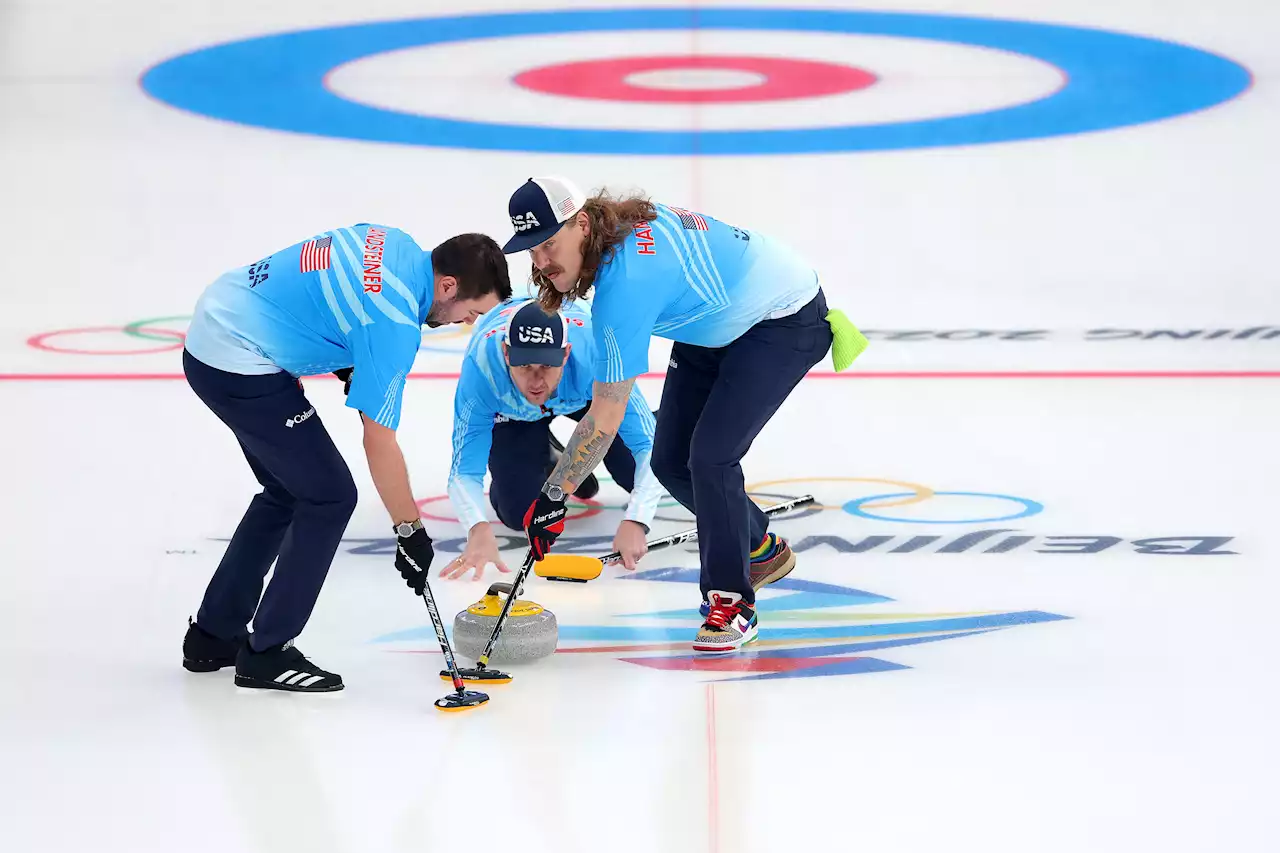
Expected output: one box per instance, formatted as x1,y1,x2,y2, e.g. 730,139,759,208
300,236,332,273
670,207,708,231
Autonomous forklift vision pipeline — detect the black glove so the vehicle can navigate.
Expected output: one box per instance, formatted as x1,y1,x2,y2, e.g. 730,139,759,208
394,525,434,594
523,489,567,561
333,367,353,396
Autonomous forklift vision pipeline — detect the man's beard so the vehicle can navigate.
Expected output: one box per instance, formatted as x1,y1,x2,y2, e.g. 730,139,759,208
424,297,452,328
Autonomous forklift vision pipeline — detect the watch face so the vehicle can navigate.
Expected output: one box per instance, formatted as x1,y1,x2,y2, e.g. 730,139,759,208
546,485,564,501
396,522,414,537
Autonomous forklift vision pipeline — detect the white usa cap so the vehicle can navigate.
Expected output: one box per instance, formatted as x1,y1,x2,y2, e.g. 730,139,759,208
502,175,587,254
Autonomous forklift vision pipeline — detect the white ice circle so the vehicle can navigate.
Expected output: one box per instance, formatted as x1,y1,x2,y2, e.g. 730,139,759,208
621,68,769,91
326,30,1065,132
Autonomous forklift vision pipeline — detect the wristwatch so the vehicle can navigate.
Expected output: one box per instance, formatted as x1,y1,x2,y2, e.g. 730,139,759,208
394,518,424,538
544,484,565,502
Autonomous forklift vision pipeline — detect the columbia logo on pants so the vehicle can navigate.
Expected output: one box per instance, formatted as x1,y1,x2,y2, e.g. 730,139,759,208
284,407,316,428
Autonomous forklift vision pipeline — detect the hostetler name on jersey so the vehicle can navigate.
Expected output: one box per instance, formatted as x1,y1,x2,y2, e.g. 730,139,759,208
362,227,386,294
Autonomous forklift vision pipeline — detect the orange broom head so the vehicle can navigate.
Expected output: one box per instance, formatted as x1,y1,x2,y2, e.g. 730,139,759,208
535,553,603,582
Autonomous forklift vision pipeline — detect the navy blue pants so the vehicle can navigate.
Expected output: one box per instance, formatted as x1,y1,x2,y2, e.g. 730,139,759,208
488,405,638,530
650,290,832,605
183,350,357,651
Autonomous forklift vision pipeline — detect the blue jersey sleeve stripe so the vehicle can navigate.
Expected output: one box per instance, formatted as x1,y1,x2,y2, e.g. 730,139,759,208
651,216,725,309
691,226,728,298
380,266,420,319
374,374,394,426
630,393,657,440
447,396,491,531
334,229,419,326
369,291,420,326
650,217,712,303
616,384,656,457
655,208,716,295
335,229,419,325
656,208,729,306
659,207,728,304
316,268,354,334
604,328,615,383
660,207,728,298
653,304,722,334
655,207,716,294
603,326,625,382
449,397,477,479
327,231,375,326
376,372,404,426
598,327,611,382
334,227,372,281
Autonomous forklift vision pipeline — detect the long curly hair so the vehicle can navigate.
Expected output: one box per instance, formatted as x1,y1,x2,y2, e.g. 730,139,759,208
534,190,658,312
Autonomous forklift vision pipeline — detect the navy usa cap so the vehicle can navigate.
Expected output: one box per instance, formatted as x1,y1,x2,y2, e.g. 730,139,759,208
504,301,570,367
502,176,587,254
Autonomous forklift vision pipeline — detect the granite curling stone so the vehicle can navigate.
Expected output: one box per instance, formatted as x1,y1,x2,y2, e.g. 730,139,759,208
452,582,558,663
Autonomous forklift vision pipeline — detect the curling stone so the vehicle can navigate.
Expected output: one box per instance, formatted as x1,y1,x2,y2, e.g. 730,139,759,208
452,582,557,664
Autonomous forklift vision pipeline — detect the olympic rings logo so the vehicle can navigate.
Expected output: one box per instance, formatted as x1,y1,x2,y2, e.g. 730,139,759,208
27,316,191,356
26,316,479,356
416,476,1044,526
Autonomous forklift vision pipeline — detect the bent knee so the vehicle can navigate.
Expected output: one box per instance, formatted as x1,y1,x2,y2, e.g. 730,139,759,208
302,468,358,518
650,443,689,485
490,495,529,531
687,442,741,476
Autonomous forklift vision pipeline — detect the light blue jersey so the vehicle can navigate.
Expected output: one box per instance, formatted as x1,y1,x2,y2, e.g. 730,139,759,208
184,224,432,430
589,203,820,383
447,298,662,532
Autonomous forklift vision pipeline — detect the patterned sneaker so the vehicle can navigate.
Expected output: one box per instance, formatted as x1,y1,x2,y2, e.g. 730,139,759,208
693,592,759,653
182,617,243,672
234,638,344,692
748,533,796,591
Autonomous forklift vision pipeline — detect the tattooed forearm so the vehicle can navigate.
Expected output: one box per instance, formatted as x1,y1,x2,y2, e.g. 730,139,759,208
543,379,632,493
594,378,635,403
546,413,617,493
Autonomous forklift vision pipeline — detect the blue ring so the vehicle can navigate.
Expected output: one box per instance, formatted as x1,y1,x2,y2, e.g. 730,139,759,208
140,8,1251,155
843,491,1044,524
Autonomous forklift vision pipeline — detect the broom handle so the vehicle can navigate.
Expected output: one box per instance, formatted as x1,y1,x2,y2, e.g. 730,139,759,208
471,550,537,669
600,494,816,565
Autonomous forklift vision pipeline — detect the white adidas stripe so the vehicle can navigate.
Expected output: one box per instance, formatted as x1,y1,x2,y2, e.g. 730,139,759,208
269,669,325,687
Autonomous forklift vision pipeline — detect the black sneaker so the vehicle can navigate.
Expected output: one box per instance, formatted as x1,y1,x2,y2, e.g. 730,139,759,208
182,618,242,672
234,638,344,692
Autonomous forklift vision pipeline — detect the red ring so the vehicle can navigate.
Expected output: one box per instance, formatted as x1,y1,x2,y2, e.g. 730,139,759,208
514,55,877,104
416,493,603,524
27,326,186,356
